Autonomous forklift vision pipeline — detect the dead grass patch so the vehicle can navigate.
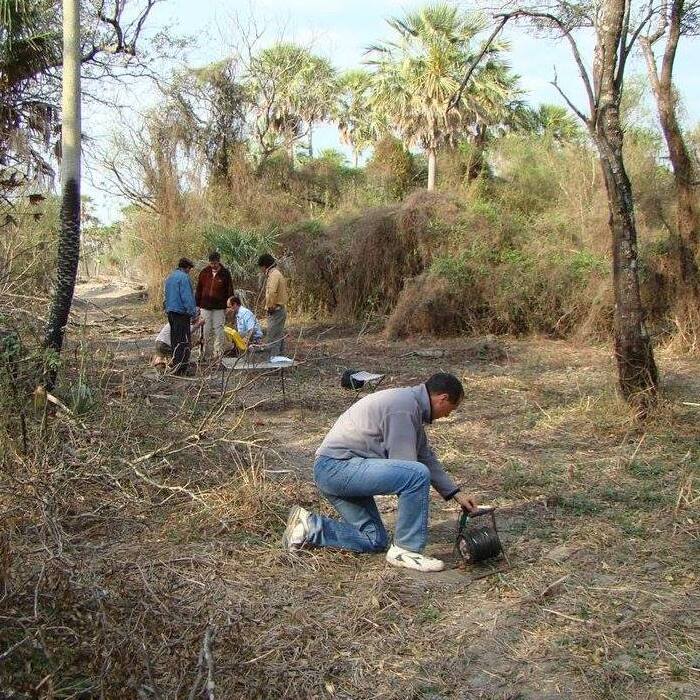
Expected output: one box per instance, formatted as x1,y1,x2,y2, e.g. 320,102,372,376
1,295,698,699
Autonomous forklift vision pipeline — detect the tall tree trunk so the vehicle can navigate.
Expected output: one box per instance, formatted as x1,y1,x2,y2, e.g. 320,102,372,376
43,0,81,390
641,1,700,313
213,135,229,184
467,125,487,182
427,148,436,190
593,0,658,409
597,135,659,405
308,124,313,159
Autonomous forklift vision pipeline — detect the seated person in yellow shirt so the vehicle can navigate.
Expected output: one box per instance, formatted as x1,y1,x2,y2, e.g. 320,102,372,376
224,295,263,353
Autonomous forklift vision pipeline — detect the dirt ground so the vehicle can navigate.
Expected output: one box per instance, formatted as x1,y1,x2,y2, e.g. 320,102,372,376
3,280,698,700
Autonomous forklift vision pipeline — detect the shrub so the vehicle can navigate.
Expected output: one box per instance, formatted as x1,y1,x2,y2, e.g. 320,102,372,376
386,240,611,339
295,153,362,211
130,210,204,309
280,190,462,317
279,219,338,312
365,136,415,200
204,225,279,279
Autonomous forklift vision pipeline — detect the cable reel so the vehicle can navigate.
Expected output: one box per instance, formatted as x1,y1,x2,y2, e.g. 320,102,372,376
454,506,508,566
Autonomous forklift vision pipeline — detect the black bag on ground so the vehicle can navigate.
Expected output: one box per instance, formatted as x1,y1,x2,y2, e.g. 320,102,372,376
340,369,364,390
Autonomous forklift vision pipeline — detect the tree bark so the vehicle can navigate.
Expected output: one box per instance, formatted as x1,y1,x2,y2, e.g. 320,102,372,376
597,135,659,405
641,1,700,306
427,148,436,190
467,125,487,181
43,0,81,390
593,0,658,409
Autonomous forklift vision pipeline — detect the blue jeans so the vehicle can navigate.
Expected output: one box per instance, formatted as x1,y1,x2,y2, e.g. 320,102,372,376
306,455,431,553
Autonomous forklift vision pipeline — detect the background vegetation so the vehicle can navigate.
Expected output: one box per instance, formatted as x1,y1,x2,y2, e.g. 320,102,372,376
1,2,699,697
78,4,693,352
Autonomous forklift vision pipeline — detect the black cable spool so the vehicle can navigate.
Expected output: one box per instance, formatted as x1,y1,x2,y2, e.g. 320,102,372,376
455,507,506,565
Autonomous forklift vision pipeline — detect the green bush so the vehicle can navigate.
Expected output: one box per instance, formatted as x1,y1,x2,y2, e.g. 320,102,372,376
203,225,279,278
568,250,607,278
365,136,416,200
415,240,609,337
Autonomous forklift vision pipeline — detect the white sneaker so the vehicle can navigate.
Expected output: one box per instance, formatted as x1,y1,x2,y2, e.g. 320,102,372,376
282,505,311,550
386,544,445,572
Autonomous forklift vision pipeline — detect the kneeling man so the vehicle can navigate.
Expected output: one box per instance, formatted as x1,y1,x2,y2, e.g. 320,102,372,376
153,311,203,367
224,294,263,352
283,372,477,572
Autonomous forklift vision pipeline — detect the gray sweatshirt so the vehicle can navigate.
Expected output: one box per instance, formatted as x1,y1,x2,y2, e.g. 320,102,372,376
316,384,460,499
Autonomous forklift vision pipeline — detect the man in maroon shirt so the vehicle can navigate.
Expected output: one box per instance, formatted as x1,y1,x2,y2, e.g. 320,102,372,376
195,251,234,361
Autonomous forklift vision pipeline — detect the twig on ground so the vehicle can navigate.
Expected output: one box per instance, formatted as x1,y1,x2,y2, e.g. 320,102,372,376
542,607,594,626
188,624,217,700
0,634,31,662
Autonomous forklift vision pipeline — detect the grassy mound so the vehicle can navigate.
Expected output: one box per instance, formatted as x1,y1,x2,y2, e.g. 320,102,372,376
282,188,614,340
281,190,461,318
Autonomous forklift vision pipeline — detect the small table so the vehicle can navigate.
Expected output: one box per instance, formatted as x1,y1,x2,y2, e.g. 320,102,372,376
220,357,297,407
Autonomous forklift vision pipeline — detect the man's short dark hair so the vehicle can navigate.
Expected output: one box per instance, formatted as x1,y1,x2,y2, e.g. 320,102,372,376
257,253,275,268
177,257,194,270
208,251,221,262
425,372,464,404
228,294,241,306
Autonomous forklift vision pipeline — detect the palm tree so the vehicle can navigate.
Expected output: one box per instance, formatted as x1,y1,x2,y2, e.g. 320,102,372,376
2,1,157,205
295,52,337,158
43,0,80,389
530,104,582,143
0,0,61,203
333,69,385,166
249,43,336,162
462,62,527,180
367,3,519,190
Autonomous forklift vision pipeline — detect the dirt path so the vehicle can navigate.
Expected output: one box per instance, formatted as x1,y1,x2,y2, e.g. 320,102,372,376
59,279,700,699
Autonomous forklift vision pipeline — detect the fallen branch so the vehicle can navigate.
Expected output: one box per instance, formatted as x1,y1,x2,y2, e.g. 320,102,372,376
188,624,217,700
542,607,594,626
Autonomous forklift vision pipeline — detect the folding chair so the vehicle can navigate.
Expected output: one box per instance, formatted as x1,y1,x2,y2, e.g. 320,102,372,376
342,370,385,402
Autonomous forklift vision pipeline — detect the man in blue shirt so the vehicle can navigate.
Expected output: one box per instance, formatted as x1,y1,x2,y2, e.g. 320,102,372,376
163,258,197,375
225,294,263,352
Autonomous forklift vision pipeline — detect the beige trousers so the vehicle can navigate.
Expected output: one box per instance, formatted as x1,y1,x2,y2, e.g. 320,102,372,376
201,308,226,359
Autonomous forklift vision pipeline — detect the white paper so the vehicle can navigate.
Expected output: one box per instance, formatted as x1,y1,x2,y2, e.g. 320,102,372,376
270,356,294,364
351,371,384,382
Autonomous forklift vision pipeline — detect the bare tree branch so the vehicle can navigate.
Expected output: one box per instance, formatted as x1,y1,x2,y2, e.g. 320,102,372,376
495,9,597,118
448,15,510,112
552,66,589,124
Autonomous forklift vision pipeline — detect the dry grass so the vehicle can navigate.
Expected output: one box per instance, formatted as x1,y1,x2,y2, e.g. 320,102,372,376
1,287,698,699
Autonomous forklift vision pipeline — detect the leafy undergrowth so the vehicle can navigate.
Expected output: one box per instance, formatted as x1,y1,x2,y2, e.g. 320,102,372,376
1,287,698,699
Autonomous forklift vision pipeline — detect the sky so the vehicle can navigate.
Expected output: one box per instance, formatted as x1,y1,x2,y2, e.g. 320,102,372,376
84,0,700,223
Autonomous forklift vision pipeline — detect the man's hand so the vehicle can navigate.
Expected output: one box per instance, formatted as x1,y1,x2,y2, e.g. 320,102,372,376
454,491,478,513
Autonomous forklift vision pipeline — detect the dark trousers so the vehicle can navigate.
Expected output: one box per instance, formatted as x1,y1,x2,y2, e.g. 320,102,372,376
155,340,172,357
167,312,191,373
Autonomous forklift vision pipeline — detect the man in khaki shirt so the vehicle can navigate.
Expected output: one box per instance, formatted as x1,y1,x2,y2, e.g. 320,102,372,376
258,253,288,358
